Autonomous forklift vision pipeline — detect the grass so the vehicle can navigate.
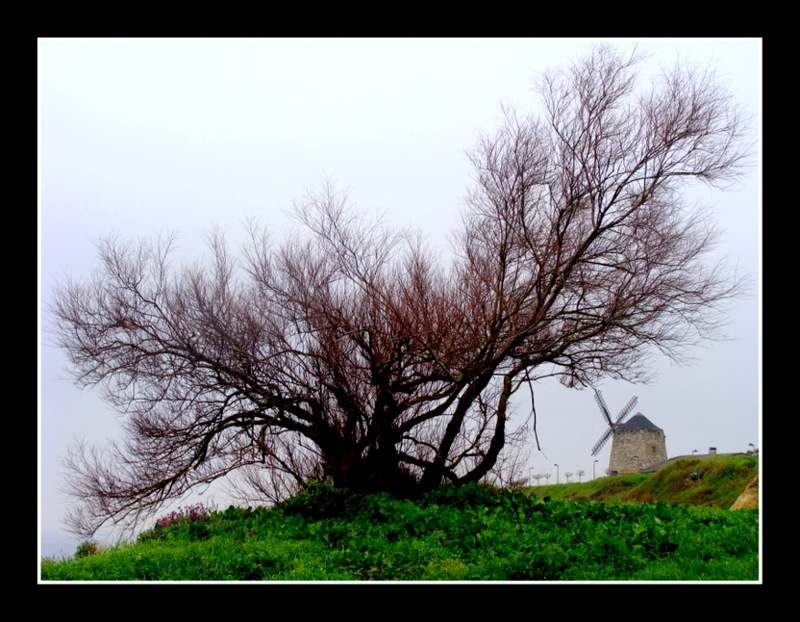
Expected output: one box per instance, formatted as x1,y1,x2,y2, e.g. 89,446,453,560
524,453,759,507
40,454,759,582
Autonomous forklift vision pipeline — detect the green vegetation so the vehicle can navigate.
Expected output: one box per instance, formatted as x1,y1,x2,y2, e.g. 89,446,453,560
527,454,759,508
41,456,758,582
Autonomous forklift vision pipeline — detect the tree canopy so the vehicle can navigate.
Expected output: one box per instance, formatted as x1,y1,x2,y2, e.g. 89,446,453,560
51,45,752,536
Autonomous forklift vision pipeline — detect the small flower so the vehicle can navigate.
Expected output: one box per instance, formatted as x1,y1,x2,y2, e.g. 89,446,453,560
154,503,210,528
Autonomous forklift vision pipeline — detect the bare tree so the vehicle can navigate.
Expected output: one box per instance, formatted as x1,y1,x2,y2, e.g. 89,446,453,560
50,45,751,536
577,469,585,483
564,472,574,483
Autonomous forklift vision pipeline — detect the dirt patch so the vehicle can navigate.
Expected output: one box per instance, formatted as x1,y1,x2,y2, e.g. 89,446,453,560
730,474,759,510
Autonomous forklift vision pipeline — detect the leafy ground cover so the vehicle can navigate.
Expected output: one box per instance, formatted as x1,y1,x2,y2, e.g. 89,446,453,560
41,479,758,581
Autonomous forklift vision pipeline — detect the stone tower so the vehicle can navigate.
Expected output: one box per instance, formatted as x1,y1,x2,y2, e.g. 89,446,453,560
607,413,667,475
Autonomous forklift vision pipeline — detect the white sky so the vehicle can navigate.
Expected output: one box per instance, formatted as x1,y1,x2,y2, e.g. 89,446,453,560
38,37,761,559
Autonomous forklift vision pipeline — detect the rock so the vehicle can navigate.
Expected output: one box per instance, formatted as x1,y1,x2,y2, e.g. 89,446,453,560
730,473,759,510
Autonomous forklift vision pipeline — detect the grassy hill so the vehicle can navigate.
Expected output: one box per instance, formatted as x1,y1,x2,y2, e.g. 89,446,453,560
523,453,759,508
40,454,759,581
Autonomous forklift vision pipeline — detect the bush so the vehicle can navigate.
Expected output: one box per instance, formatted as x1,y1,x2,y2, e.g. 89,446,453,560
74,540,101,559
156,503,210,527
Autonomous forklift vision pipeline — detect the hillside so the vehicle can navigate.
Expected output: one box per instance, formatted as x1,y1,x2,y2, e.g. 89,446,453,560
41,470,760,581
522,454,759,508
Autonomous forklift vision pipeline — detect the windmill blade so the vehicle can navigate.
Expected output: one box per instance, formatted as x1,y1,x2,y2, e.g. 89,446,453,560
594,389,613,426
591,427,614,456
614,396,639,425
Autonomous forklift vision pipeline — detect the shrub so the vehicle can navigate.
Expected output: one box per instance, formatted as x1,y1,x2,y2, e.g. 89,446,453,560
74,540,101,559
156,503,210,527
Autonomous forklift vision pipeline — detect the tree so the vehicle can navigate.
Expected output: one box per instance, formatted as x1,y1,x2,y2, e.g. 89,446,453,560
564,472,574,483
51,45,751,536
577,469,585,483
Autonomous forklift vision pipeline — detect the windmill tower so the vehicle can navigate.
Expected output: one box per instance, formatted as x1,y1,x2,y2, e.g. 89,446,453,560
590,389,667,475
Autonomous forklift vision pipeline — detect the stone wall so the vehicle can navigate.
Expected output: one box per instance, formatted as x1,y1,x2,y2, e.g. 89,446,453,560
608,427,667,474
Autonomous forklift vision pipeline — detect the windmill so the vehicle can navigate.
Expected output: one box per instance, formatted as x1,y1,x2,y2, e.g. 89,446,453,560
590,389,638,457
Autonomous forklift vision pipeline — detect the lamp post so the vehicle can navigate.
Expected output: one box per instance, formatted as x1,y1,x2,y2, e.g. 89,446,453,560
593,459,599,480
554,463,559,484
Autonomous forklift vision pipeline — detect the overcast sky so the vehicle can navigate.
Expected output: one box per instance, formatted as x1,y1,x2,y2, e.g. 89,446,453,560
38,37,761,560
